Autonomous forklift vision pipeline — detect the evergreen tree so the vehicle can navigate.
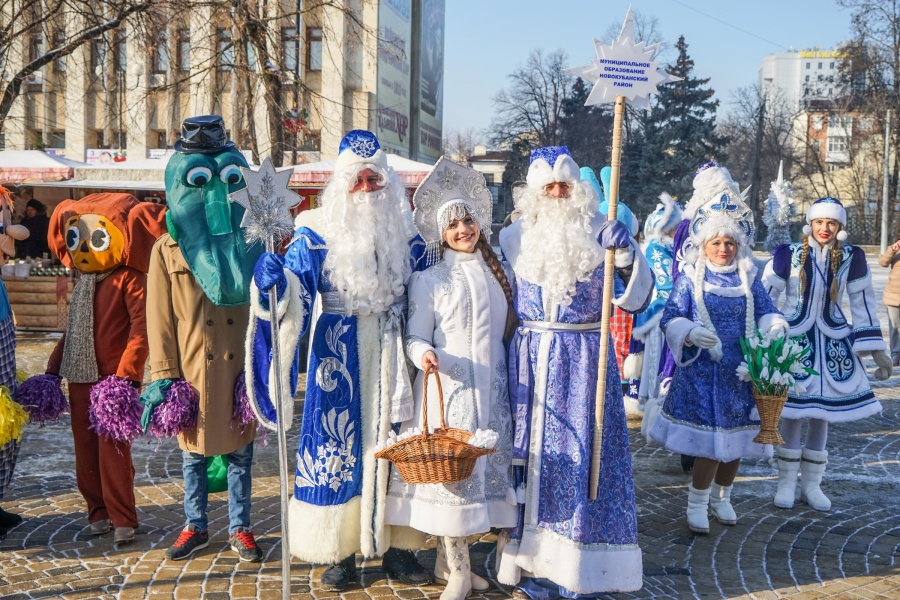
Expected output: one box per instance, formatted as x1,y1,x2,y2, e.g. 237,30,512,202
621,36,730,214
560,78,614,177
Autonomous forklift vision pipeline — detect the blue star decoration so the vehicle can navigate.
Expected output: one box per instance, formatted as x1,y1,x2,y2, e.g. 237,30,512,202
566,6,681,110
229,157,300,248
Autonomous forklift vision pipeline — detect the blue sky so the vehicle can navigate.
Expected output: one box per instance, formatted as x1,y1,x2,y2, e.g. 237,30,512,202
443,0,852,143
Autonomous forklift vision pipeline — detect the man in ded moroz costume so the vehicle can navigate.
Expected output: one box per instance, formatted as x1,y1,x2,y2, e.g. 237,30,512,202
497,147,651,598
249,130,432,591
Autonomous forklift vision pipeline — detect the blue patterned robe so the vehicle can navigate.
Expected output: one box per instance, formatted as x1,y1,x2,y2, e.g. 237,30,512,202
247,213,430,564
650,264,786,462
496,218,652,595
763,239,885,422
0,278,19,500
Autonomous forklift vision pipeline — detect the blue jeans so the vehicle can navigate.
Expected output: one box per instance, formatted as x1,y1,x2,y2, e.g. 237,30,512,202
182,442,254,535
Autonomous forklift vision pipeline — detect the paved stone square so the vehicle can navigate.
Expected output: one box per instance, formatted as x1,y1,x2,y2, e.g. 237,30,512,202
1,256,900,599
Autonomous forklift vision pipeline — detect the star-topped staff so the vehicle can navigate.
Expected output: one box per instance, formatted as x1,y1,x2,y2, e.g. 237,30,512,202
230,157,298,600
566,6,680,501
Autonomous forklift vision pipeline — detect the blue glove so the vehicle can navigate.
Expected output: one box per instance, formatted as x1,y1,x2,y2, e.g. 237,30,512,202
140,378,174,433
598,219,631,249
254,252,287,299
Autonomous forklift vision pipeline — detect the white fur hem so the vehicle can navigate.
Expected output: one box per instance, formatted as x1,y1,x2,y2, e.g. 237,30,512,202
781,399,882,423
612,238,653,313
632,311,662,341
664,317,700,366
614,244,634,268
512,527,643,594
288,496,361,564
649,412,772,462
246,270,304,431
623,394,643,416
852,339,887,354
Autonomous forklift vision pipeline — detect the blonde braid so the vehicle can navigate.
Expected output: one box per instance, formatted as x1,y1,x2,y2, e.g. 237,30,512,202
830,240,842,304
693,255,715,334
798,235,810,294
476,235,519,343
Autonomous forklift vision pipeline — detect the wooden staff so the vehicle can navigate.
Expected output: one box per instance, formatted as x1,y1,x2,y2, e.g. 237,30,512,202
589,95,627,501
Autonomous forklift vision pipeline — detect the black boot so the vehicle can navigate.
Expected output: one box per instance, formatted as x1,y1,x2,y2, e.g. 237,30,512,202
681,454,696,473
0,507,22,530
382,547,433,585
321,554,356,591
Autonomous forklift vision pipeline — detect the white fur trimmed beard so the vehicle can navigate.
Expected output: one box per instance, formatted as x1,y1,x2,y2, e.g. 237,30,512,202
318,167,415,315
516,181,602,306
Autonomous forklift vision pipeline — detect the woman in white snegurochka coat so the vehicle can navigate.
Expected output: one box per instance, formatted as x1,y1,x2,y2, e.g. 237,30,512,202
384,158,518,600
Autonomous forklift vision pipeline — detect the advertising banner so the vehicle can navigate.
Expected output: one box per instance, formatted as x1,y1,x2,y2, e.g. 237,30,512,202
418,0,444,161
376,0,412,155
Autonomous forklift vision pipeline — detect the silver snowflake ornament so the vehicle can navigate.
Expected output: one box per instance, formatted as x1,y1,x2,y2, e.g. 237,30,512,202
229,156,299,248
567,6,682,110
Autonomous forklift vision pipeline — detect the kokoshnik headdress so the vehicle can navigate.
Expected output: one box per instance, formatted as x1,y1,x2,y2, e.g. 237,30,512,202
413,156,493,263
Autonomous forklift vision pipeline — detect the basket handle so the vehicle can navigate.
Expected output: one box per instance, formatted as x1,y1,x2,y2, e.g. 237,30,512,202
422,366,447,434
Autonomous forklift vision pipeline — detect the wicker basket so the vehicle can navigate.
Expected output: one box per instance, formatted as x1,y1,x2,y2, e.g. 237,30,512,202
374,368,494,484
753,392,788,445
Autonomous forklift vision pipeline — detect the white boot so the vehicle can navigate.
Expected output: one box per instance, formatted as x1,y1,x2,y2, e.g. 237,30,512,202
773,447,802,509
709,483,737,525
686,485,711,534
799,448,831,511
440,537,472,600
435,537,489,591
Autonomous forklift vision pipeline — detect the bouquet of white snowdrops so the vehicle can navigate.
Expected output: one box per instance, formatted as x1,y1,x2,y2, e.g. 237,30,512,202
737,328,818,396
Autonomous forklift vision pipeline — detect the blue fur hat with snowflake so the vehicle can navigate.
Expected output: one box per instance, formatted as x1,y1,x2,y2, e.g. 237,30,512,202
335,129,388,173
803,196,848,241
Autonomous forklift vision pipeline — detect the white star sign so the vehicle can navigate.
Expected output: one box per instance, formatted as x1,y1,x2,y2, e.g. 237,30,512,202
229,156,299,248
567,6,682,110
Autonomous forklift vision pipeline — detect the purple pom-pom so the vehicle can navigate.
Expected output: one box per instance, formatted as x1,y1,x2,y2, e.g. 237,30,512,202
231,372,256,435
149,380,198,438
88,376,143,444
17,374,68,425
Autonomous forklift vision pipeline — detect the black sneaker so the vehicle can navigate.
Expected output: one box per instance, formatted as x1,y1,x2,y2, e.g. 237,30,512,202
321,554,356,591
0,507,23,530
382,547,433,585
165,525,209,561
229,528,263,563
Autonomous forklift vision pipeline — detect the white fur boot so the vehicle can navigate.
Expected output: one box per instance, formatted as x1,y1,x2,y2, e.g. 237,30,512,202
440,537,472,600
686,485,711,534
709,483,737,525
435,537,489,591
799,448,831,511
773,447,802,509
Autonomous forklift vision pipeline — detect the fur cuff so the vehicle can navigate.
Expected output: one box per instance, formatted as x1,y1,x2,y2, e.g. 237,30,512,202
612,238,653,313
250,269,302,323
665,317,701,367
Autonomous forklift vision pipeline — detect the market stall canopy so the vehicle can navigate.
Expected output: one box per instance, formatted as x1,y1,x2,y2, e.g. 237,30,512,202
290,154,434,186
0,150,86,183
73,154,173,183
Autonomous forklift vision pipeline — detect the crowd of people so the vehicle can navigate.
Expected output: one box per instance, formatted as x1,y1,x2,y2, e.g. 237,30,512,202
0,116,895,600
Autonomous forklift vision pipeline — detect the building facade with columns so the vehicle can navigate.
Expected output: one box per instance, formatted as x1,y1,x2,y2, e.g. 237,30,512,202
1,0,444,165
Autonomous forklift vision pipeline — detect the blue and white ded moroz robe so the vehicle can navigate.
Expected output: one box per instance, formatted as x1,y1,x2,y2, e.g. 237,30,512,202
763,238,886,422
246,209,430,564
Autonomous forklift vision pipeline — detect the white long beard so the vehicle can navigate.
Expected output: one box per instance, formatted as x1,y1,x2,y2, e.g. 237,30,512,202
515,182,602,306
319,187,414,315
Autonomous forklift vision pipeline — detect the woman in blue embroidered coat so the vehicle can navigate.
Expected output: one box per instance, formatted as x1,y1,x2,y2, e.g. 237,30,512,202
650,208,788,534
631,193,682,422
762,197,891,512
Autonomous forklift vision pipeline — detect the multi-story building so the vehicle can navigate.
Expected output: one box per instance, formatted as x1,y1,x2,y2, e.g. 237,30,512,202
0,0,444,165
760,48,846,113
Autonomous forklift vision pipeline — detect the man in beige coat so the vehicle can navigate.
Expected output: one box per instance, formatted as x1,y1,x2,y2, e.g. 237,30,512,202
144,116,265,562
879,239,900,365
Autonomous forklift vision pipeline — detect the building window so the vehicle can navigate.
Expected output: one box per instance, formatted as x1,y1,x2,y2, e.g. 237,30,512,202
217,29,233,71
178,29,191,72
282,28,299,74
830,61,835,69
827,136,848,153
91,38,107,72
156,130,168,148
153,34,169,74
246,40,257,71
114,32,126,72
54,31,66,73
818,62,823,69
812,115,823,130
306,27,322,72
806,62,810,69
482,172,494,185
29,33,44,63
805,75,809,82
